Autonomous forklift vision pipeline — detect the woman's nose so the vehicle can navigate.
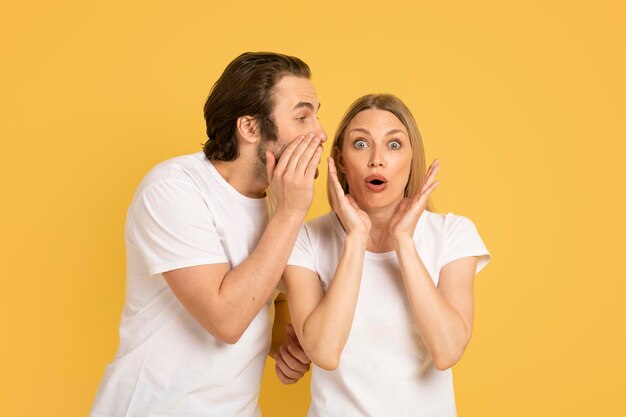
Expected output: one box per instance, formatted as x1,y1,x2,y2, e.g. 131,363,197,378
368,148,384,167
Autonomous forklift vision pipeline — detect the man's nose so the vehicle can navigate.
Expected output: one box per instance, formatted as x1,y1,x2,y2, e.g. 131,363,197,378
313,119,327,143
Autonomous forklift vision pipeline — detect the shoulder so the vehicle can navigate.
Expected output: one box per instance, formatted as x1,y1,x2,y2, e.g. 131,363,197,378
305,212,341,239
415,210,476,240
135,152,206,193
417,210,478,238
127,153,211,220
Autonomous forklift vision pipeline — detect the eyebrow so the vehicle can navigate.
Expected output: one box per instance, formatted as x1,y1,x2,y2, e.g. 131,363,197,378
293,102,321,111
349,128,406,136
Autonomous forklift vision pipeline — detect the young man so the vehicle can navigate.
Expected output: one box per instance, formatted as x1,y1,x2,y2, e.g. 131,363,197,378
90,52,327,417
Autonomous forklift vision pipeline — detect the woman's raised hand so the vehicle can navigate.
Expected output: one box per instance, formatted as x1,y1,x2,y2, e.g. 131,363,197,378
328,157,371,237
390,159,440,239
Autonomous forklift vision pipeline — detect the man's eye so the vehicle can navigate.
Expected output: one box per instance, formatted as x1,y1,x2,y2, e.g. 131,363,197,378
389,140,401,150
353,140,368,149
297,116,306,122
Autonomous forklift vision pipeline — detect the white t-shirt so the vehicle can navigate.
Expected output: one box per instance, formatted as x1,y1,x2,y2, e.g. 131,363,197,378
288,211,490,417
91,152,275,417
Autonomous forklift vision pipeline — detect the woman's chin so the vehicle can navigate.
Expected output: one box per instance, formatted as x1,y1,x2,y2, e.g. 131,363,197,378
356,194,403,213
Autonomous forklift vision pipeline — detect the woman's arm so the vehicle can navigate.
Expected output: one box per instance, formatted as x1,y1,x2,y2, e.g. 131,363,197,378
284,157,370,370
394,239,478,370
390,159,477,370
284,234,366,371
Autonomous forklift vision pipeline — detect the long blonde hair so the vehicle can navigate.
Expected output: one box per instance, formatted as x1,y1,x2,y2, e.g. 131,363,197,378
329,94,428,208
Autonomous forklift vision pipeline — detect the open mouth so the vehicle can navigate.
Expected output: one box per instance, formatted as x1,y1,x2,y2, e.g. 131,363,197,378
365,175,388,191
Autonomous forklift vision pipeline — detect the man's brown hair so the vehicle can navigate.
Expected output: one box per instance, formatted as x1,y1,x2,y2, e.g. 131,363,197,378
203,52,311,161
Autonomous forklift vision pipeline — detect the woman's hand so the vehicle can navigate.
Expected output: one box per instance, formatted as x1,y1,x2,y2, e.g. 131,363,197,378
390,159,440,239
328,157,371,238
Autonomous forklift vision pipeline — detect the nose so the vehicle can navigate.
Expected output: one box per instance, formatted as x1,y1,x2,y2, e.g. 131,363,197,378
312,118,328,143
368,146,384,167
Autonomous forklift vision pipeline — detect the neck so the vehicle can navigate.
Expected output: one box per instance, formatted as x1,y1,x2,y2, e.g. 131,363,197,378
363,199,402,253
211,154,268,198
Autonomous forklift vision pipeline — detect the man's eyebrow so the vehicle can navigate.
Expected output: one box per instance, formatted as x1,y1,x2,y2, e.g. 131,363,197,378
293,102,321,111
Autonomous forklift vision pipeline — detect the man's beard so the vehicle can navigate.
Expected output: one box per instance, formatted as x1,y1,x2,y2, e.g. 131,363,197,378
255,138,287,182
255,137,320,182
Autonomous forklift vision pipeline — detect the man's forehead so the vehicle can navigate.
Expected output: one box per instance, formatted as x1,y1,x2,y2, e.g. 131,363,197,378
273,76,319,108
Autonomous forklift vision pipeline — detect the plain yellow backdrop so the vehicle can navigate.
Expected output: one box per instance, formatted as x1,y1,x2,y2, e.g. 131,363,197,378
1,1,624,416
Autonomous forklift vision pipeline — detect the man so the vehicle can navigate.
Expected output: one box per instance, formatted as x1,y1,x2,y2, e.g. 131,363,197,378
90,52,327,417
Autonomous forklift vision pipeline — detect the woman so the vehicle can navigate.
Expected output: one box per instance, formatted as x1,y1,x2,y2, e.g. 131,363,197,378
282,94,491,417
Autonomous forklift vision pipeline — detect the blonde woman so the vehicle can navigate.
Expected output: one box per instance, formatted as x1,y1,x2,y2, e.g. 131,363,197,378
283,94,491,416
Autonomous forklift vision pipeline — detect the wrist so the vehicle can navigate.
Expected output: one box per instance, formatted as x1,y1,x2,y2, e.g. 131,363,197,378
272,207,306,227
392,233,414,250
345,232,369,249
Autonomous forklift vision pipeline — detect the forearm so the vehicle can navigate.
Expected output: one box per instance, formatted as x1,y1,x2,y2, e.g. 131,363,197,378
270,293,291,356
394,236,471,369
299,234,367,370
216,209,304,341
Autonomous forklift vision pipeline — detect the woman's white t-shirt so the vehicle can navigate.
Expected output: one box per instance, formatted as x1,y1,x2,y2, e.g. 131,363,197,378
288,210,491,417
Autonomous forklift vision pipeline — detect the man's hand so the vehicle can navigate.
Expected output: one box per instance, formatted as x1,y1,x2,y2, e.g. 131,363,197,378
266,132,324,217
273,324,311,384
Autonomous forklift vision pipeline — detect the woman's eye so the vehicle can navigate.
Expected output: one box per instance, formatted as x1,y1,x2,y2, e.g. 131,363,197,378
389,140,401,150
353,140,368,149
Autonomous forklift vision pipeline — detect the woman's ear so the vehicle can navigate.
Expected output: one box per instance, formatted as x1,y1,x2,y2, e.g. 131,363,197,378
236,116,260,144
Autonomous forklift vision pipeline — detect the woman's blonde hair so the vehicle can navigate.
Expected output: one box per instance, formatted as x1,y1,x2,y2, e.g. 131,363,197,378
329,94,428,208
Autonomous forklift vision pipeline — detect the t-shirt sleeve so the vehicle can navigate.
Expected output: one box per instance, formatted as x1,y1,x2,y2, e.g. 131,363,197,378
287,224,316,271
276,224,318,293
126,179,228,276
440,215,491,275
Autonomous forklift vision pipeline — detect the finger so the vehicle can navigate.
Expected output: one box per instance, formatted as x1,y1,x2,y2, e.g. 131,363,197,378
274,134,307,175
327,158,341,210
279,344,310,372
265,151,276,184
295,135,322,175
398,197,411,213
422,180,439,198
420,164,440,194
275,361,297,384
286,342,312,365
423,162,439,187
328,157,346,198
328,156,338,178
285,133,315,173
304,145,323,180
275,348,304,379
421,159,439,188
414,180,439,208
286,323,297,339
345,195,361,212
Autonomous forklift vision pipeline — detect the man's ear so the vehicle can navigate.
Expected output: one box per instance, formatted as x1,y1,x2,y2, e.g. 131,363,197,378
236,115,261,144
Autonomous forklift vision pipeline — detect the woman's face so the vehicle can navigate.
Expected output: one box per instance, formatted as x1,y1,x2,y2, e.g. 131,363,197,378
338,108,413,211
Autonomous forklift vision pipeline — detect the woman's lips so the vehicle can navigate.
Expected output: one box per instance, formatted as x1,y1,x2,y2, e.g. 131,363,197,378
365,174,388,192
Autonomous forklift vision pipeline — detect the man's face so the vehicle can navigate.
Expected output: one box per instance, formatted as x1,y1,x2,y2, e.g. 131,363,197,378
262,75,326,161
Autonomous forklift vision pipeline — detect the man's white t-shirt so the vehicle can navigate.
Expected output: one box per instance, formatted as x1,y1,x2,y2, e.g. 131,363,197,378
90,152,274,417
288,211,491,417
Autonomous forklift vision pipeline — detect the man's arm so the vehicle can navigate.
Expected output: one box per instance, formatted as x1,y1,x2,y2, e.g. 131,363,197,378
270,292,311,384
164,134,323,343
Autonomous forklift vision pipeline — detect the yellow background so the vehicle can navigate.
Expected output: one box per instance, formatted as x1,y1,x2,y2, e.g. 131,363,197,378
1,1,624,416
